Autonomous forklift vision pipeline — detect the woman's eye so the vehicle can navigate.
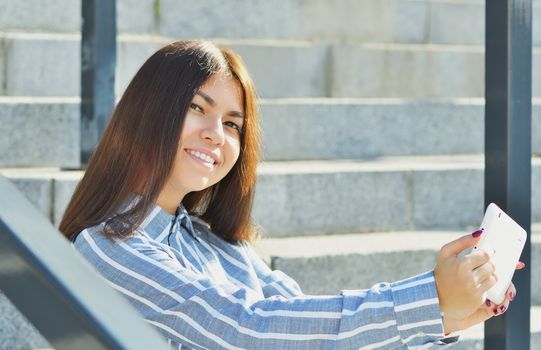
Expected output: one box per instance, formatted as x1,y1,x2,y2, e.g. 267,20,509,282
224,121,241,133
190,103,204,113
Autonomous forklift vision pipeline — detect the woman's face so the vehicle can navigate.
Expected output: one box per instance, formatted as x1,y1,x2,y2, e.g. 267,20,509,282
164,74,245,201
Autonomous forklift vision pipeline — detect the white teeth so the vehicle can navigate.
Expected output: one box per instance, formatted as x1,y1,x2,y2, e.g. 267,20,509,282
188,150,215,164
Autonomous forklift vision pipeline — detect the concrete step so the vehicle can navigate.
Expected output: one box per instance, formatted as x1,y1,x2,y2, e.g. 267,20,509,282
8,96,539,167
4,97,540,167
0,291,49,350
260,98,541,160
0,168,82,225
2,0,541,46
0,34,325,98
254,228,541,303
158,0,541,47
0,33,162,98
2,156,541,237
329,42,541,98
254,156,541,236
0,0,157,35
2,33,541,98
0,97,80,167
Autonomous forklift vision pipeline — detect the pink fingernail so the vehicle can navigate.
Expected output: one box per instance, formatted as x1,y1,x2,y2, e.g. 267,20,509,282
499,305,507,314
472,229,484,238
485,299,492,307
493,308,498,315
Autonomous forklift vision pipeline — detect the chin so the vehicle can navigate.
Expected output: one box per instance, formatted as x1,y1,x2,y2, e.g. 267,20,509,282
189,180,214,192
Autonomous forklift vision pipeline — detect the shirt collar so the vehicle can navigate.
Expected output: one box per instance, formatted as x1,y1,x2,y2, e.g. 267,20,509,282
140,202,196,240
118,193,196,240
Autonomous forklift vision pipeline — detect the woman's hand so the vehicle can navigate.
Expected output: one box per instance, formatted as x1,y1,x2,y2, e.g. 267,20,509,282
443,276,521,333
434,230,496,324
434,230,526,334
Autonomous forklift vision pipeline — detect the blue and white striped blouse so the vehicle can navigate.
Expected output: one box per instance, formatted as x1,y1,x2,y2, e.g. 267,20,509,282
73,203,458,349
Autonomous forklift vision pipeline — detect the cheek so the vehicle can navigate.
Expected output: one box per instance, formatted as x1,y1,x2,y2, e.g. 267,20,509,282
180,113,198,138
225,137,241,168
172,152,186,178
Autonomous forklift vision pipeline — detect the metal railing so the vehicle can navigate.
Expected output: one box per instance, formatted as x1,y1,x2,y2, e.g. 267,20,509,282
0,2,168,348
484,1,532,349
81,0,117,166
0,176,169,349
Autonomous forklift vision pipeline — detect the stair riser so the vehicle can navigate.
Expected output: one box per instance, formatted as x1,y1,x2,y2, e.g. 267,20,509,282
253,167,541,236
2,100,540,167
4,36,541,98
0,0,156,35
261,102,541,160
0,291,48,350
160,0,541,46
330,45,541,98
0,102,79,167
4,166,540,237
1,36,165,98
3,0,541,46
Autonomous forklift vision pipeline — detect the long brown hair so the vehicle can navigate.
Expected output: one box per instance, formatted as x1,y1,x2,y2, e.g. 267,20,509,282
59,40,260,243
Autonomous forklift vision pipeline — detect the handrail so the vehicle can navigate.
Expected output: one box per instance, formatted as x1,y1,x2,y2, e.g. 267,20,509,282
0,176,169,350
484,0,532,349
81,0,117,166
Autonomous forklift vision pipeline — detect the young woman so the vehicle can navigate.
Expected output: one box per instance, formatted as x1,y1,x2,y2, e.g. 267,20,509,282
60,40,519,349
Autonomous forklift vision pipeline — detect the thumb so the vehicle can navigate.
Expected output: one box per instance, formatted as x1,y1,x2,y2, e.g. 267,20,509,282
457,306,494,330
440,229,484,258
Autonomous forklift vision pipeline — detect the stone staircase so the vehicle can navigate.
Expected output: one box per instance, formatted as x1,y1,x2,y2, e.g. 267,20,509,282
1,0,540,349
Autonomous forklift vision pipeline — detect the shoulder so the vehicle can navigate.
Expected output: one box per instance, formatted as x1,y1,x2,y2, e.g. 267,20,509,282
72,222,106,246
72,220,147,255
72,221,180,270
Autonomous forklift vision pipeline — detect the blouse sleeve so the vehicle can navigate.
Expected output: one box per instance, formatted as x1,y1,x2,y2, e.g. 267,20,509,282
242,241,304,298
75,229,458,349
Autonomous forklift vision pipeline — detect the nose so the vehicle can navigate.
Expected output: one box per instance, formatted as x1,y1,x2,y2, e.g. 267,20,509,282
201,114,225,146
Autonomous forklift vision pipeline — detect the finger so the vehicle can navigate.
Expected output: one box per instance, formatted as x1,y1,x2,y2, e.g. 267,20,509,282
516,261,526,270
472,261,495,283
440,229,484,258
484,298,494,309
492,299,510,316
458,307,495,329
482,283,515,312
463,250,491,269
505,283,517,301
477,274,498,293
486,283,515,314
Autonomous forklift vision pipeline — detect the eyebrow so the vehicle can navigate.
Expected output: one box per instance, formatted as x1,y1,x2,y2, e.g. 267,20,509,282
195,91,244,119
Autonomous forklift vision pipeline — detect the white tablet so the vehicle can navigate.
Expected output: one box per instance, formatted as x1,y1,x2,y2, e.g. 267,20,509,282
473,203,527,304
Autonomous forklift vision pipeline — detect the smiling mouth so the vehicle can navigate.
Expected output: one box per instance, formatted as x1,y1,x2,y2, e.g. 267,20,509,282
186,149,217,165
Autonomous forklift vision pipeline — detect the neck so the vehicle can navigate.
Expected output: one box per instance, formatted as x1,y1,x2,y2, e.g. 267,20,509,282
156,184,185,215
